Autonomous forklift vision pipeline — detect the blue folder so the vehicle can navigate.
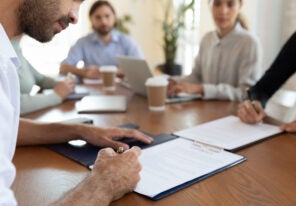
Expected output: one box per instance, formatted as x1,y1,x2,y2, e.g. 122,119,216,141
46,123,246,200
46,123,178,168
150,157,246,200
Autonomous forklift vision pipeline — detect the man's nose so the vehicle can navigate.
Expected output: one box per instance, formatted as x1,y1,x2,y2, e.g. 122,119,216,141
69,2,80,24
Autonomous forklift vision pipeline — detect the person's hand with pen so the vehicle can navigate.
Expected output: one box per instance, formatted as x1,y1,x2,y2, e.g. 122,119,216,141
237,100,296,133
60,145,143,205
54,73,76,100
237,100,266,124
89,146,142,204
19,118,153,205
61,126,153,204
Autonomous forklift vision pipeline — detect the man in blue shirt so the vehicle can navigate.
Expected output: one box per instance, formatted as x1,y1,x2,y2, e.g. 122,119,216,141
60,0,143,79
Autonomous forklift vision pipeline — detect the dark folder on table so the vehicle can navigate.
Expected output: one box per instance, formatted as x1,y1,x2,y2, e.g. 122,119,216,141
46,122,246,200
46,123,177,168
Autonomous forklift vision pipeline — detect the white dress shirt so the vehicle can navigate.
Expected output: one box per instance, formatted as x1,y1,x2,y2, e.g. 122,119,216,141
0,24,20,206
182,23,262,101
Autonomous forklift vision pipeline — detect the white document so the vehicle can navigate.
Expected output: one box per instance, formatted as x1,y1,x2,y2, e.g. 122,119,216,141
135,138,244,199
174,115,281,151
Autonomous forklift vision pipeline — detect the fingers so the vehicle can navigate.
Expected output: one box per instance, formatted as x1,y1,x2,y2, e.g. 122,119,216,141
98,146,141,159
113,128,154,144
66,77,76,85
97,148,116,159
280,121,296,132
100,128,153,150
85,66,100,79
84,126,153,152
252,101,264,113
280,124,288,131
93,145,142,201
59,79,75,92
125,146,141,156
237,100,265,124
168,79,177,88
94,148,117,165
65,77,76,87
95,147,141,171
122,146,142,173
54,80,75,99
104,138,130,150
167,79,181,97
168,84,183,97
237,101,256,123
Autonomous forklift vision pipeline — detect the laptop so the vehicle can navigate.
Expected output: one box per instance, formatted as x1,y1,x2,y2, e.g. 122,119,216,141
117,56,201,103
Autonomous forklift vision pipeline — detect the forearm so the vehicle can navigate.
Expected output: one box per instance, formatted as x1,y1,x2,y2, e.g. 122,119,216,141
20,93,62,116
17,118,85,146
60,64,86,77
53,175,112,206
202,83,244,101
250,32,296,106
39,76,58,89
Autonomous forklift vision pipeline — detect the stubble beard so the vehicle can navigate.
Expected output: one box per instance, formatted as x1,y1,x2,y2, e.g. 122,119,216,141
93,25,113,37
17,0,64,42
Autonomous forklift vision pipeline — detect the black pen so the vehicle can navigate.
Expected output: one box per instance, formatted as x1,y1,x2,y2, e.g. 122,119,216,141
251,102,259,114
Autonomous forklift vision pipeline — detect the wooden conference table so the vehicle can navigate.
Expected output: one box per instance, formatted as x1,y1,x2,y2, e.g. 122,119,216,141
12,84,296,206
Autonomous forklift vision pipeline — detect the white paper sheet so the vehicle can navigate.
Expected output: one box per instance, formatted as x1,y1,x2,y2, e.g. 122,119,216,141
135,138,244,198
174,116,281,150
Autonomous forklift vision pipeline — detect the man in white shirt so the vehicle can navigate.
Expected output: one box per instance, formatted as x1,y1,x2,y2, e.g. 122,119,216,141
0,0,152,205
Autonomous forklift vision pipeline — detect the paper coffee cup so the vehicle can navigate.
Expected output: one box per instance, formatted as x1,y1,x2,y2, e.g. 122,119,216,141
100,66,117,91
145,77,168,111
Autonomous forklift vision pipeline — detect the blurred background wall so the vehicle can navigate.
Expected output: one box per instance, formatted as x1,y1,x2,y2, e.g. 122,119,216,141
20,0,296,88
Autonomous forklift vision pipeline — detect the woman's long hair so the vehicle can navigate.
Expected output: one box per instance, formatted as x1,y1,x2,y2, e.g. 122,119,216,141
237,12,249,30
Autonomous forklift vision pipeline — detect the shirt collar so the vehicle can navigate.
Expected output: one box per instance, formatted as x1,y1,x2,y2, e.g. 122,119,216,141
213,23,243,46
0,24,20,68
91,29,120,44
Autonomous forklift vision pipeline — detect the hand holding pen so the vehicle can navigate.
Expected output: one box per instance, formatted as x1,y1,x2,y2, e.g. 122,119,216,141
237,100,266,124
237,88,266,124
54,73,76,100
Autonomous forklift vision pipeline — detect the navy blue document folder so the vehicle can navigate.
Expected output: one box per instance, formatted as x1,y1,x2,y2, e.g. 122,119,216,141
149,156,246,200
46,122,246,200
46,123,177,168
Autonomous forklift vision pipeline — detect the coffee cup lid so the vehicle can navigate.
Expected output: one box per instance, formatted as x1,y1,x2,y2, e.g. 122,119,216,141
145,76,168,86
100,65,117,73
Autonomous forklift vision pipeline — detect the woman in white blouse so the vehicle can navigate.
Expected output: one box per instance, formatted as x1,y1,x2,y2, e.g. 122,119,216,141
168,0,262,101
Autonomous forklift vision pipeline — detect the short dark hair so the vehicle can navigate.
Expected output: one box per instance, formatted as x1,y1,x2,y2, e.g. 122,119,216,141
89,0,116,17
